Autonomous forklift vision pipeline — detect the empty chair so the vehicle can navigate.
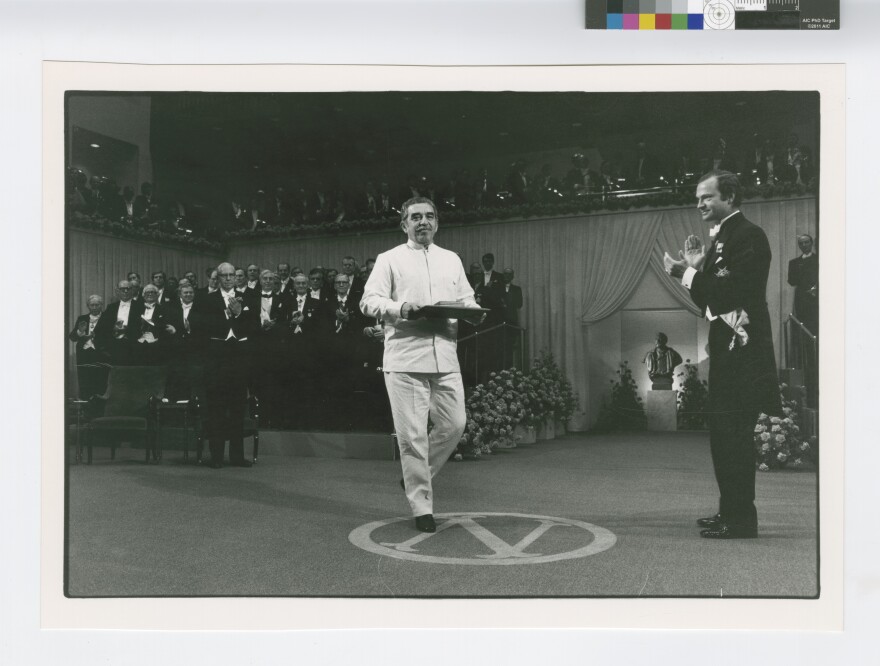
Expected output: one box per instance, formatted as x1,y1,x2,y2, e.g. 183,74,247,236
84,365,167,464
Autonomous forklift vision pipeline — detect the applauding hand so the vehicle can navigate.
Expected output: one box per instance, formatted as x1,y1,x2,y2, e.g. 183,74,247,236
684,234,707,270
664,251,688,280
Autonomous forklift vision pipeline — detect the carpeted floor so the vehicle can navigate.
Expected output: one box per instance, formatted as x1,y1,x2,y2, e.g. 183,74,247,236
65,431,818,598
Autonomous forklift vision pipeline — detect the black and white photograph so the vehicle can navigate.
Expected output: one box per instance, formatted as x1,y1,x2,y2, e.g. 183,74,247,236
4,0,877,658
45,63,843,630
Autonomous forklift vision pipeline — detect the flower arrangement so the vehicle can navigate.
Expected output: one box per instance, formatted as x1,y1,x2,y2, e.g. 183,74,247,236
459,370,527,457
457,357,579,458
594,361,646,431
754,383,815,470
676,361,709,430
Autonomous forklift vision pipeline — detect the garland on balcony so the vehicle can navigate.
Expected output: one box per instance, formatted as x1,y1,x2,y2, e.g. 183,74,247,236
222,180,816,241
67,211,225,253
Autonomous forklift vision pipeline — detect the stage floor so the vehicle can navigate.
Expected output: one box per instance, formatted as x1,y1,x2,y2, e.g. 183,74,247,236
65,430,818,598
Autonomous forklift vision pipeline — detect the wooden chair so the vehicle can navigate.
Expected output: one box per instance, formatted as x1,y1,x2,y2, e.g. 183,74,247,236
84,365,167,464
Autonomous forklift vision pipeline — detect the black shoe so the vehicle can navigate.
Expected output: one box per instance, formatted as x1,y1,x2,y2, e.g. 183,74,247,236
700,523,758,539
228,459,253,468
697,512,723,528
399,478,405,490
415,514,436,533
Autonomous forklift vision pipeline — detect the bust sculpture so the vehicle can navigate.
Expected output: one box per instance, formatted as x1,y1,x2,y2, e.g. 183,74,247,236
644,332,683,390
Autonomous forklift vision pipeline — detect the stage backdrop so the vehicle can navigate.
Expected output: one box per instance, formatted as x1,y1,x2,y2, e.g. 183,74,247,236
226,196,816,430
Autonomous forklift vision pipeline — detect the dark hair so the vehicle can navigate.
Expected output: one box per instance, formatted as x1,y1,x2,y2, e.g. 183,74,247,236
399,197,438,225
482,253,495,262
308,268,324,278
698,170,741,207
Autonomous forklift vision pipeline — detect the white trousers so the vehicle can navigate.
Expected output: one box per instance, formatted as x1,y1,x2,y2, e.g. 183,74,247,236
384,371,466,516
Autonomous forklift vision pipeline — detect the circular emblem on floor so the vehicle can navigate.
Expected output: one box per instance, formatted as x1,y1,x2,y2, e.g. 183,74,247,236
349,512,616,565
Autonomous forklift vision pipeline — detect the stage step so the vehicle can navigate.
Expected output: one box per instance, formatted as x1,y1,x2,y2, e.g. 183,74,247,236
256,430,397,461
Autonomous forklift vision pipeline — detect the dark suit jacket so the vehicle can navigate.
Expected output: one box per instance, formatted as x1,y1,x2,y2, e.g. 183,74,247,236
688,212,781,416
787,253,818,332
68,313,106,359
193,289,260,344
93,299,146,364
501,284,523,326
474,271,505,324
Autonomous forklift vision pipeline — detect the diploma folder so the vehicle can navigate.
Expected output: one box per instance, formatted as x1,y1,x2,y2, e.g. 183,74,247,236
419,302,490,320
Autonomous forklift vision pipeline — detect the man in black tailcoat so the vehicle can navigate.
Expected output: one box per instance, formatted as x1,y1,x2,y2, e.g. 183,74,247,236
94,280,145,366
665,170,781,539
787,234,818,336
251,270,290,428
196,262,259,468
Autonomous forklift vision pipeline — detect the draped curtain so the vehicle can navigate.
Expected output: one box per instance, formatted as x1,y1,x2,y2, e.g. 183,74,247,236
67,197,816,428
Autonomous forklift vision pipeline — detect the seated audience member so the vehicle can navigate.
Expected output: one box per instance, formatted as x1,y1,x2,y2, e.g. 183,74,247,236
69,294,110,399
162,282,201,401
230,197,254,231
566,153,600,196
133,182,157,223
532,164,562,203
630,140,659,188
183,270,198,290
377,181,396,217
251,269,290,427
781,133,805,185
325,268,339,291
506,161,530,204
94,280,144,365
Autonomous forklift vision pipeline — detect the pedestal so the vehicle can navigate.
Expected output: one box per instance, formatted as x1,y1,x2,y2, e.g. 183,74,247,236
646,391,678,431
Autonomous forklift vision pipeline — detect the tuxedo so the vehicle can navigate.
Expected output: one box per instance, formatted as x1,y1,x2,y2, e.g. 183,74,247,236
285,293,332,429
161,300,201,400
501,283,523,326
131,301,171,365
686,211,782,531
93,299,145,365
250,291,291,425
69,312,110,398
787,253,818,336
198,289,260,465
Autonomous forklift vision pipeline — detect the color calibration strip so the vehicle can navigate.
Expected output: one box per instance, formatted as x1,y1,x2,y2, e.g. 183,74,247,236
586,0,838,29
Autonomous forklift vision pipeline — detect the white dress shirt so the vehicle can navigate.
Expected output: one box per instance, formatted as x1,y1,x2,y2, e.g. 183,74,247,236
116,300,132,325
361,240,477,373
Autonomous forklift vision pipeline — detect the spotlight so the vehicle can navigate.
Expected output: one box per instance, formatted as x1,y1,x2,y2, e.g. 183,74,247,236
89,143,100,148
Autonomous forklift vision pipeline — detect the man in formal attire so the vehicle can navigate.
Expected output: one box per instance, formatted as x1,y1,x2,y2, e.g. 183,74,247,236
361,196,484,533
94,280,145,365
340,255,365,296
326,273,366,415
787,234,818,336
183,271,198,290
500,267,524,369
287,273,331,429
133,284,172,365
151,271,173,305
234,267,258,303
127,271,143,301
277,262,293,298
245,264,260,291
194,269,219,302
198,262,259,469
307,268,332,305
69,294,109,399
251,270,290,427
665,170,782,539
162,283,201,401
